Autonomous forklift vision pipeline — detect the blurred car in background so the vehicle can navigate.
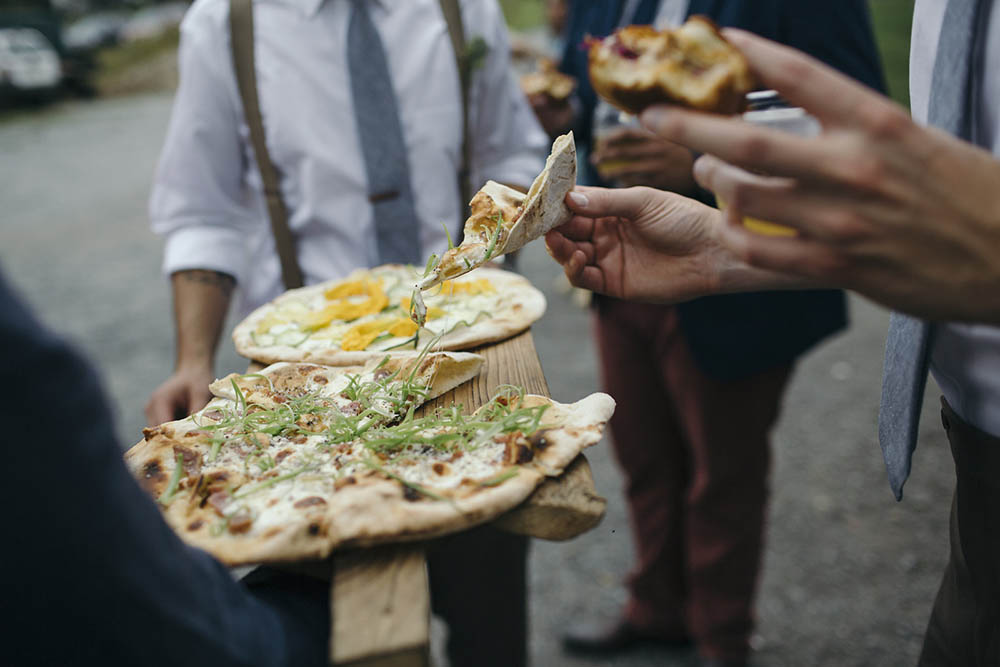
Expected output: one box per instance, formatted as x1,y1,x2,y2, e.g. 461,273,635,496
0,0,191,106
62,10,129,51
0,26,62,100
118,2,186,43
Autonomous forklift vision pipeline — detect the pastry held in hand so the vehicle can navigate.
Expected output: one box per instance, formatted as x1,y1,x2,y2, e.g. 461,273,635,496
417,132,577,293
520,58,577,101
588,16,755,115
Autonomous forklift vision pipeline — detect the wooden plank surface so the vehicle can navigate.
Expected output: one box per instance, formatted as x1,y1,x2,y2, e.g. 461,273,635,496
330,545,431,666
419,329,550,412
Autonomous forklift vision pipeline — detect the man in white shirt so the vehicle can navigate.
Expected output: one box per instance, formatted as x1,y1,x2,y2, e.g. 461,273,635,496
145,1,547,665
546,0,1000,663
147,0,546,419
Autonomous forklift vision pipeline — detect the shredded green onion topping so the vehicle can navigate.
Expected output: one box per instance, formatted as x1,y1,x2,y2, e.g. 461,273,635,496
158,452,186,505
440,220,456,250
483,212,504,261
165,351,550,509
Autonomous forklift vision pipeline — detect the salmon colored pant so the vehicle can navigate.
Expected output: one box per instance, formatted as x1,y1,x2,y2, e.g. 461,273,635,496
595,298,792,660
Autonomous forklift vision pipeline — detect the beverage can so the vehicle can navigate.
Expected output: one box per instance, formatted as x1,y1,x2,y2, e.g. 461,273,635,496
717,91,821,235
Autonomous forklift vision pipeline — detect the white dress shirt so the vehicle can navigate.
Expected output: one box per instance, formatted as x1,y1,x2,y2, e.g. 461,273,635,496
615,0,688,29
653,0,689,28
150,0,547,316
911,0,1000,437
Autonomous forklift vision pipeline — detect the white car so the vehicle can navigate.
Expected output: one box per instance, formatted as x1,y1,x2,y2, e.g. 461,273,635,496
0,27,61,94
63,11,130,52
119,2,188,43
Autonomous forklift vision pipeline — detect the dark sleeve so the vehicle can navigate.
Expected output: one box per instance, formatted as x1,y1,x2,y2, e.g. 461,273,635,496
558,1,619,153
776,0,887,93
0,272,289,667
688,0,886,92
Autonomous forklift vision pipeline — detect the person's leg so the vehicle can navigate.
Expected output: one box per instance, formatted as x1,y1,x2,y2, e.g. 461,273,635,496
663,327,792,662
595,299,691,636
428,525,529,667
918,401,1000,666
918,493,977,666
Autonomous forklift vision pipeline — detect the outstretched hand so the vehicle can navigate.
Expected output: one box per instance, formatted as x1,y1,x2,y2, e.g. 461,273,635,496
639,29,1000,323
546,186,790,303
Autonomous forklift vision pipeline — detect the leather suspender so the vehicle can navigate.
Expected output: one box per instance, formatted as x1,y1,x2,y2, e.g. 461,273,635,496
227,0,470,289
229,0,304,290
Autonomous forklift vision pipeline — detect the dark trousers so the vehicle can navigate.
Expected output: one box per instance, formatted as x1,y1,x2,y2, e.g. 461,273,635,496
595,299,792,660
918,400,1000,666
429,527,529,667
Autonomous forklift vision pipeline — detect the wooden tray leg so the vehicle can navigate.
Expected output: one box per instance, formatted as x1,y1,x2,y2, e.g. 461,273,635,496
330,544,431,666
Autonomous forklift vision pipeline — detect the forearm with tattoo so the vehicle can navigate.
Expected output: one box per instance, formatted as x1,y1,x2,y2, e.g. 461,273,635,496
178,269,236,295
170,269,236,371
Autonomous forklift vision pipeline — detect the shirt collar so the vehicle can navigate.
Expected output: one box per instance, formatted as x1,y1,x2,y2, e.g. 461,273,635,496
285,0,389,20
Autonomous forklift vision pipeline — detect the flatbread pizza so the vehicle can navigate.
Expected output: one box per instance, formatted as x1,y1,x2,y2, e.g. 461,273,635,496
588,16,755,115
411,132,576,322
126,351,615,565
232,264,545,366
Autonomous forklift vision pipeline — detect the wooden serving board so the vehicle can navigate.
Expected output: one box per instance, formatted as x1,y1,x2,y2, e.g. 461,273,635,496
326,330,607,666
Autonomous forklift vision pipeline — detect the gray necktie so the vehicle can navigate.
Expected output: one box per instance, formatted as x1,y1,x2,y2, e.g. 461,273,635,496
877,0,988,500
346,0,422,265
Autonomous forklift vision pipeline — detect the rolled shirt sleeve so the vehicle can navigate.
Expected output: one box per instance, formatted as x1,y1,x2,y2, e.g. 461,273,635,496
466,1,549,190
149,2,259,286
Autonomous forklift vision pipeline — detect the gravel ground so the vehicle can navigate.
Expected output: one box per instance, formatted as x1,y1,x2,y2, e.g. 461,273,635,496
0,93,953,666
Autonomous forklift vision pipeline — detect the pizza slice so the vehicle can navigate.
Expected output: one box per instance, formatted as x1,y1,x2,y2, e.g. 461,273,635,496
127,351,484,563
411,132,577,323
127,350,616,566
588,16,755,115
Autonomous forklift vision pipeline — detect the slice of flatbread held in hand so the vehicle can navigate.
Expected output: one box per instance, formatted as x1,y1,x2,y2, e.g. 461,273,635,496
411,132,576,322
520,58,577,101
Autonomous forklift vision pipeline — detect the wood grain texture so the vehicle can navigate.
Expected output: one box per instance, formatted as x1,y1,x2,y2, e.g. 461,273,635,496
419,330,550,414
494,455,606,540
330,545,431,665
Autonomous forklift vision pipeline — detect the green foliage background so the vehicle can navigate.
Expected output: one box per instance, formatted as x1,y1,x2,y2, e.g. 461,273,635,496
867,0,916,107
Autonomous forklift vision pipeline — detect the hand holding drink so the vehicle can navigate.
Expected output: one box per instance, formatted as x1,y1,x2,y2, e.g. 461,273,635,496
592,125,648,182
591,101,697,192
714,92,821,236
